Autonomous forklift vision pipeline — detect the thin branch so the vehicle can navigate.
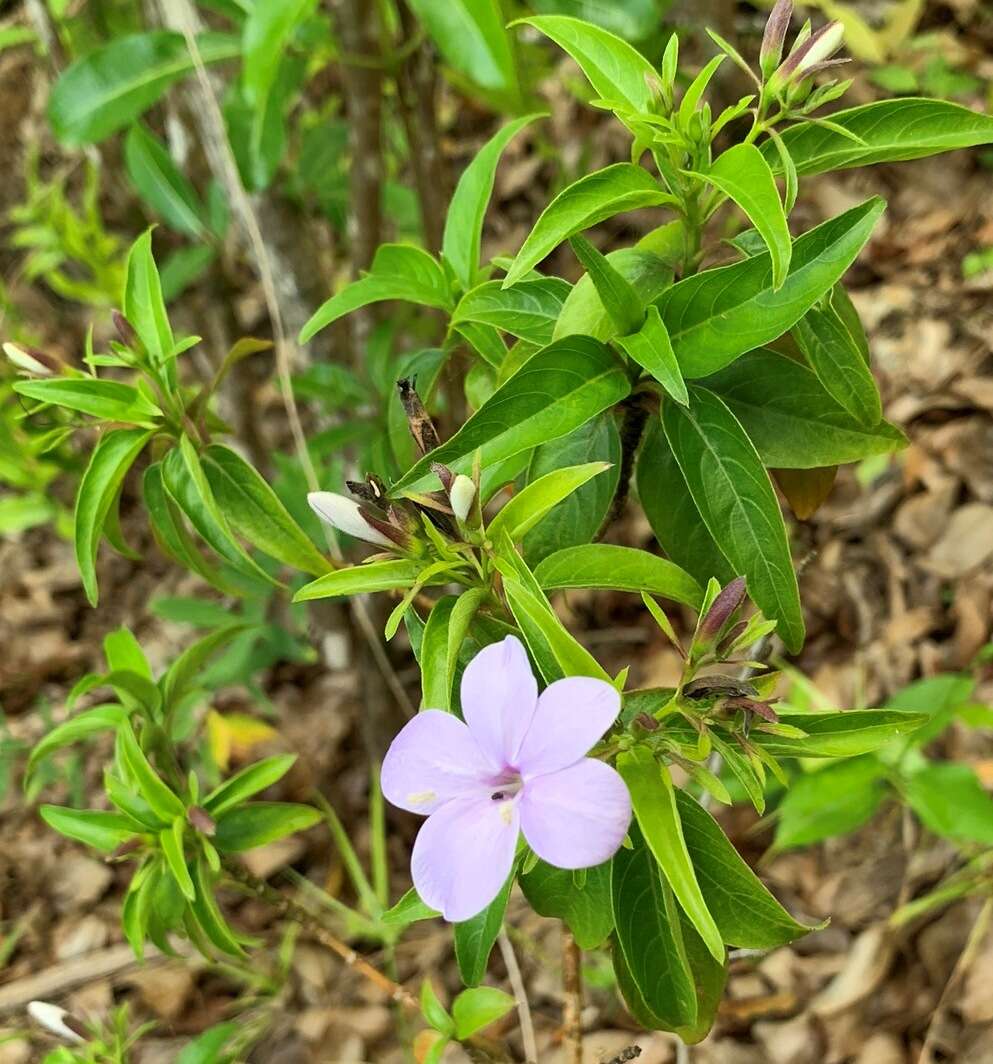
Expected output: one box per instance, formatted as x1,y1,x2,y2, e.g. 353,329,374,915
498,926,538,1064
561,929,583,1064
165,0,415,720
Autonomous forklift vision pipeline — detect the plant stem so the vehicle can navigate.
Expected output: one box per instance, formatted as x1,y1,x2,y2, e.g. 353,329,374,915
561,929,583,1064
601,393,651,532
498,926,538,1064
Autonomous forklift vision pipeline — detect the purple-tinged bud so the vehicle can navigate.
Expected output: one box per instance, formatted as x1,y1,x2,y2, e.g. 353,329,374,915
725,696,779,723
112,310,138,348
449,474,476,523
308,491,395,548
27,1001,86,1044
760,0,794,78
769,20,844,93
716,619,749,657
358,504,411,549
3,341,59,377
633,712,659,733
432,462,455,493
700,577,747,639
187,806,216,836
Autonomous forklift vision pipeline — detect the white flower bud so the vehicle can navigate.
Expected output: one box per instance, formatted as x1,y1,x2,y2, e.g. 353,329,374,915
449,475,476,523
27,1001,86,1044
307,491,394,548
3,342,57,377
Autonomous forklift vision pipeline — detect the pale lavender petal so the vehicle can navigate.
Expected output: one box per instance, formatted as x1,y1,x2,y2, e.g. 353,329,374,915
516,677,621,777
381,710,496,815
411,795,520,922
460,635,538,769
519,759,631,869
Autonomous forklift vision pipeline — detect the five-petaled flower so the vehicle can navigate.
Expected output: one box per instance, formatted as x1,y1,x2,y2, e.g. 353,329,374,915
381,636,632,921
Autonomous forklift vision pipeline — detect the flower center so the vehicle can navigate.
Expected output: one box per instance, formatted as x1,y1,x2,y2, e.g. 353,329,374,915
489,774,523,803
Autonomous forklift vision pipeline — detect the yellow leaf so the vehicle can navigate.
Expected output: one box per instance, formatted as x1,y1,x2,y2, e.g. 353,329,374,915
206,710,278,771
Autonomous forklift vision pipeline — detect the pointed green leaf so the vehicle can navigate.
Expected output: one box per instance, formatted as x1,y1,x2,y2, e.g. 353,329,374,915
488,462,610,543
504,164,677,287
616,304,687,405
294,560,426,603
520,859,613,949
569,235,643,335
125,123,207,237
40,806,137,852
213,801,321,852
125,229,174,365
452,277,570,346
454,869,513,987
203,754,297,818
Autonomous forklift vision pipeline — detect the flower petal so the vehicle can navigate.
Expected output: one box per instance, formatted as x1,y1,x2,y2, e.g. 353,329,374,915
381,710,496,815
412,796,520,922
516,677,621,777
460,635,538,769
519,759,631,869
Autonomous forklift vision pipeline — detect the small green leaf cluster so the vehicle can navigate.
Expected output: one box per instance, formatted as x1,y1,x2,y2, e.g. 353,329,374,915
418,979,516,1062
31,625,320,960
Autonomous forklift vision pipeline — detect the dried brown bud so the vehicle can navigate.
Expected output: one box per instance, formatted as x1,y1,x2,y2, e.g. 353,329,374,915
112,310,139,348
397,378,441,456
431,462,455,493
700,577,747,638
724,696,779,723
358,504,411,548
187,805,216,836
633,712,659,732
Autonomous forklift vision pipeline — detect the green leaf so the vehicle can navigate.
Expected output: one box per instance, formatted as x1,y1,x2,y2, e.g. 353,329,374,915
40,806,137,852
118,721,186,822
904,763,993,846
392,336,630,495
13,379,161,424
48,31,240,146
175,1023,239,1064
160,625,250,709
758,710,927,758
662,388,803,651
125,229,174,366
555,249,674,343
381,887,440,928
773,757,888,851
27,704,130,777
162,438,277,586
443,113,544,288
675,790,814,948
535,544,702,608
611,823,697,1032
792,307,883,428
453,278,571,347
420,590,488,712
189,856,244,955
523,413,620,566
214,801,321,852
693,144,791,289
569,235,643,335
489,462,610,542
75,428,155,606
656,198,885,378
504,164,676,287
516,15,656,115
408,0,519,105
124,123,207,237
103,627,153,682
704,348,903,468
615,304,688,406
294,560,426,603
497,545,611,683
886,673,975,746
454,869,513,987
204,754,297,818
636,419,734,588
616,749,725,963
201,444,330,576
421,979,455,1036
769,99,993,177
160,818,196,901
452,987,516,1040
519,859,613,949
242,0,314,115
300,244,451,343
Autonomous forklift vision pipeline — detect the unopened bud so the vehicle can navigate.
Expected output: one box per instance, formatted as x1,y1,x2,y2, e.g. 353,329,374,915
700,577,747,639
725,696,779,723
449,475,476,523
112,310,138,348
358,504,411,548
3,341,58,377
760,0,793,78
633,712,659,733
308,491,395,548
770,20,844,93
187,806,216,836
27,1001,87,1044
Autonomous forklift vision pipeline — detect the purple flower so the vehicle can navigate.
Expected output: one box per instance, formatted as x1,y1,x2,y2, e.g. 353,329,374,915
381,636,631,921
